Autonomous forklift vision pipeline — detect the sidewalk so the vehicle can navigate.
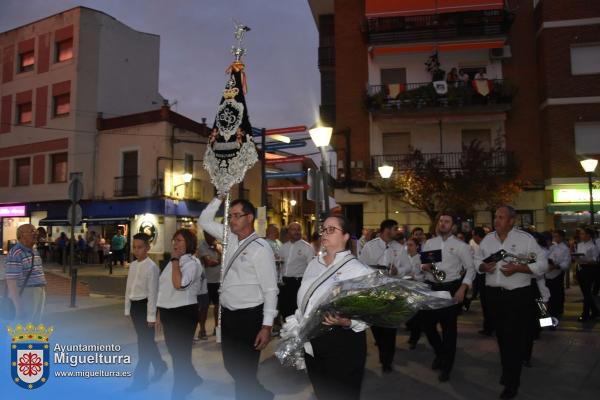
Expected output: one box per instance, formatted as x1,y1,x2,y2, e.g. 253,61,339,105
20,292,600,400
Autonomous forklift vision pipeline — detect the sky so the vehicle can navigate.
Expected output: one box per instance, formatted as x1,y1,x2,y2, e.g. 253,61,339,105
0,0,321,130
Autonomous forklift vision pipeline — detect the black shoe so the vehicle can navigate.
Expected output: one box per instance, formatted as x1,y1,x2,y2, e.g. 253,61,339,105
431,357,442,370
438,371,450,382
478,329,493,336
382,365,393,374
499,388,518,399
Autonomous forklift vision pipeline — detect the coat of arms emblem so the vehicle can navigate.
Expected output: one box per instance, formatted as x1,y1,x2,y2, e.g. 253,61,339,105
8,323,53,390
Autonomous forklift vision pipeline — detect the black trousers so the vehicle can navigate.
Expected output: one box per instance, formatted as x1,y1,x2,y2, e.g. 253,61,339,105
113,249,125,265
487,285,534,391
278,277,302,320
546,272,565,317
158,304,200,395
422,279,462,373
479,273,494,333
576,265,600,318
371,326,397,367
305,328,366,400
130,299,166,383
472,273,484,299
221,304,273,400
406,312,422,344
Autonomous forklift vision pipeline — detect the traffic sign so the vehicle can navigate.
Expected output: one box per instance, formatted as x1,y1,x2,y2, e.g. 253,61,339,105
68,177,83,203
67,204,82,226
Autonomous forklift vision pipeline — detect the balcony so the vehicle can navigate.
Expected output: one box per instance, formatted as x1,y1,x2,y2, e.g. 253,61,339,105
365,79,515,115
364,10,512,45
318,46,335,67
371,151,514,174
114,175,139,197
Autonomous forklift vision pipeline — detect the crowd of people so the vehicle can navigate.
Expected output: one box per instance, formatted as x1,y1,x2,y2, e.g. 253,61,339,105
2,197,599,399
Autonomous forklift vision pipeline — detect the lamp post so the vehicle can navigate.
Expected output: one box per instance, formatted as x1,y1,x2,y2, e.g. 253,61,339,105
378,164,394,219
309,124,333,219
580,158,598,225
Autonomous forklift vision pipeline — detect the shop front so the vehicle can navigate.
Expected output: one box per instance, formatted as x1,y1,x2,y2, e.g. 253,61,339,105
0,204,29,254
547,187,599,234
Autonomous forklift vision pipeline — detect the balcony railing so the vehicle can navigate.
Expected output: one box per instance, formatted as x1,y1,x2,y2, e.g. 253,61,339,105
366,79,515,112
318,46,335,67
364,10,512,45
114,175,139,197
372,151,514,174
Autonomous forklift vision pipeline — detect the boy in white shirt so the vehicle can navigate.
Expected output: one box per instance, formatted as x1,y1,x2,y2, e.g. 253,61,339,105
124,233,167,390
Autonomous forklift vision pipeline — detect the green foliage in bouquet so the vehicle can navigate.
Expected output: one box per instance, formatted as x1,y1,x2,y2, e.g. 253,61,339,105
322,288,413,328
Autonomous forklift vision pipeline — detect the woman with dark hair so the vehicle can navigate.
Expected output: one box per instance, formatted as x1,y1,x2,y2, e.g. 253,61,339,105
286,214,372,400
157,228,204,398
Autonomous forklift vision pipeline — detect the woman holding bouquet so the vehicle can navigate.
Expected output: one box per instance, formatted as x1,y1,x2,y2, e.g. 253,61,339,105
292,215,372,400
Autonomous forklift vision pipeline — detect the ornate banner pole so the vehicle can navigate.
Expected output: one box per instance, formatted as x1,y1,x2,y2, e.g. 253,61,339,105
204,20,257,343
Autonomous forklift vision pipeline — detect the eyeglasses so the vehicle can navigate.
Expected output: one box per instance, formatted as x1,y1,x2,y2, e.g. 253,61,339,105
228,213,250,220
320,226,343,235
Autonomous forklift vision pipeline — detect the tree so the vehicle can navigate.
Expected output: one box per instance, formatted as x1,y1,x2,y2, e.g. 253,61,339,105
375,141,525,229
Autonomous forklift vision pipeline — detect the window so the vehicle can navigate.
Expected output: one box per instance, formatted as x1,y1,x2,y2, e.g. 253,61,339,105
571,44,600,75
382,132,411,155
462,129,491,151
55,38,73,62
575,122,600,155
51,153,68,183
53,93,70,116
19,50,35,73
15,157,30,186
17,102,32,124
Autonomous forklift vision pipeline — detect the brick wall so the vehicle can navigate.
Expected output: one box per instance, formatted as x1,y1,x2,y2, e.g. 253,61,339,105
541,103,600,178
334,0,370,180
538,25,600,100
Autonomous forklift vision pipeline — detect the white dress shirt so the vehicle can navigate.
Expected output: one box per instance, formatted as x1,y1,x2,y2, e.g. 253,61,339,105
475,228,548,290
408,253,425,281
295,250,372,332
156,253,203,309
124,257,160,322
422,235,475,286
280,239,315,278
200,198,279,326
358,237,411,277
546,241,571,279
576,240,600,265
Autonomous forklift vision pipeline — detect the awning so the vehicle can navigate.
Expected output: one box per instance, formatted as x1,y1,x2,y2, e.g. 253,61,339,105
84,217,130,226
366,0,504,18
371,40,504,56
38,218,70,226
547,203,594,213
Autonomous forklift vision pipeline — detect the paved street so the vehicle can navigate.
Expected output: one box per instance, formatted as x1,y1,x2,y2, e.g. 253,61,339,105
6,263,597,399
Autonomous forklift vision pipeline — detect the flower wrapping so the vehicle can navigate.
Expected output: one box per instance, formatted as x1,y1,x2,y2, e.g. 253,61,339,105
276,272,455,369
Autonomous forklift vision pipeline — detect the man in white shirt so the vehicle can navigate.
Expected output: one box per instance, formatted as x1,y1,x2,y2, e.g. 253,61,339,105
574,227,600,322
475,206,548,399
420,213,475,382
278,222,314,320
124,233,167,390
359,219,411,373
545,230,571,318
200,197,278,400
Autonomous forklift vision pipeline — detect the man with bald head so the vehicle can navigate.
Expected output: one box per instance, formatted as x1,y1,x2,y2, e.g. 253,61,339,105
5,224,47,322
278,222,314,319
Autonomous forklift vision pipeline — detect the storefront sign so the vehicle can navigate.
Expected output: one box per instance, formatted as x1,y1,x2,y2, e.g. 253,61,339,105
0,205,26,217
553,189,600,203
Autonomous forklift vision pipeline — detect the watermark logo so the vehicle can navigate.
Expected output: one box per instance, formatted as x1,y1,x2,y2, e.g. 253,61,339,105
8,323,53,390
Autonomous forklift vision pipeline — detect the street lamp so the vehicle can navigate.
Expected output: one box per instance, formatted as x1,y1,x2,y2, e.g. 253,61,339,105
378,164,394,219
580,158,598,224
309,124,333,218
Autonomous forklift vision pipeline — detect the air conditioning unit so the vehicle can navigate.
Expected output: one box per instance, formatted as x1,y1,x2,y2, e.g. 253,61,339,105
490,45,512,59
